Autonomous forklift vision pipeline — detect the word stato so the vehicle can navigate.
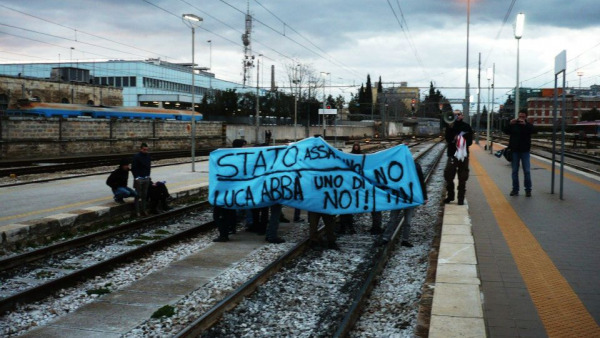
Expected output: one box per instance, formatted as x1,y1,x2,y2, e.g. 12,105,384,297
209,137,424,215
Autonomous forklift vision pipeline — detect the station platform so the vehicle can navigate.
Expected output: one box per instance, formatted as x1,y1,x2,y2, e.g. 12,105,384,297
1,144,599,336
454,144,600,337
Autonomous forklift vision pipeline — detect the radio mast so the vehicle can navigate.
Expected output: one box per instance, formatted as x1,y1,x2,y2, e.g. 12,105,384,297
241,1,254,87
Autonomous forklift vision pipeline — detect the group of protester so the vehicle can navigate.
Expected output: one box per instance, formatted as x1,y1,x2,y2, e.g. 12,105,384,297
106,109,534,250
212,138,429,251
106,142,171,217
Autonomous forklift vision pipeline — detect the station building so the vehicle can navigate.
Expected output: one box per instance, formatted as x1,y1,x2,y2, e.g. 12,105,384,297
0,59,257,110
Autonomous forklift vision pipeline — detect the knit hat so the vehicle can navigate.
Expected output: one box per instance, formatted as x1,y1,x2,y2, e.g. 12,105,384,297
119,158,130,166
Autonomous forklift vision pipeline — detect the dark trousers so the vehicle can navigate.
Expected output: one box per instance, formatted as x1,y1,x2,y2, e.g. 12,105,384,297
251,207,269,234
214,206,236,239
444,156,469,201
308,212,336,243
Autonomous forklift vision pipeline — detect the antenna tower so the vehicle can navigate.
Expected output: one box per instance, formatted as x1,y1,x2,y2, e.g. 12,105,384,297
241,2,254,87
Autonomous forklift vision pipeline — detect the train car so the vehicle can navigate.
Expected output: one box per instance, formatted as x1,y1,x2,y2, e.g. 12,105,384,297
575,120,600,138
4,100,202,121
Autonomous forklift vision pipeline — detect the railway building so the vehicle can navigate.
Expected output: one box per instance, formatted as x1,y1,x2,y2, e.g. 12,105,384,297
0,59,259,110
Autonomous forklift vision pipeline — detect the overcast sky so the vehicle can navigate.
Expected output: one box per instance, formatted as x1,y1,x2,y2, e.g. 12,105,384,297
1,0,599,108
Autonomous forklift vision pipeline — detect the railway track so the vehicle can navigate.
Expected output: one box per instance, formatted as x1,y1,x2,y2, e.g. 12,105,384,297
0,149,214,177
173,140,445,336
486,135,600,173
0,201,214,314
1,138,444,336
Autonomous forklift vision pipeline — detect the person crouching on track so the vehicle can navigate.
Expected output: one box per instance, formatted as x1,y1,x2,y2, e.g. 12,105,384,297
106,158,139,210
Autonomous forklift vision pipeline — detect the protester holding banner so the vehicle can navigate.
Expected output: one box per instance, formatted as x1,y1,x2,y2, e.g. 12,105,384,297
308,212,339,250
383,160,428,247
443,111,473,205
339,142,383,235
213,139,247,242
208,137,425,248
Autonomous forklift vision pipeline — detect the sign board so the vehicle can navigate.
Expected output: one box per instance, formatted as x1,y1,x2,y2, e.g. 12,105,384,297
318,108,338,115
208,137,424,215
555,50,566,75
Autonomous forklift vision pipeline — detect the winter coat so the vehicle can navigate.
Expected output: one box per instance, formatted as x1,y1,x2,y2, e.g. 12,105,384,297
503,121,535,152
131,152,151,178
445,120,473,157
106,167,130,190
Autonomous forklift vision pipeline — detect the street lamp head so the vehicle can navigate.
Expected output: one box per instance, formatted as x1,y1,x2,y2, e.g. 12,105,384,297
182,14,203,27
514,12,525,39
486,67,493,81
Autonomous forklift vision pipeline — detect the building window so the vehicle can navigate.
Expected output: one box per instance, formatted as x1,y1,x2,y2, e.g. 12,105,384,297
123,77,129,87
130,77,136,87
116,77,122,87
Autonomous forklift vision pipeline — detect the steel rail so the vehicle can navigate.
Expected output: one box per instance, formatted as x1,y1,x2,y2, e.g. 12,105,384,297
175,139,445,337
0,202,213,315
332,140,445,337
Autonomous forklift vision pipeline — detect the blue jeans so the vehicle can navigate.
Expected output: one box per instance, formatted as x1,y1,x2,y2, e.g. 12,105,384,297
511,151,532,192
384,208,415,242
113,187,138,200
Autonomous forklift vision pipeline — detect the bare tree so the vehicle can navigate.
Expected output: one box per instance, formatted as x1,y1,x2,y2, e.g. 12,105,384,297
284,62,322,100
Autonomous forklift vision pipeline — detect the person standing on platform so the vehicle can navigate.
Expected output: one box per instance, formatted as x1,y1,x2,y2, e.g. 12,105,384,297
106,158,139,210
443,111,473,205
131,142,151,216
503,110,535,197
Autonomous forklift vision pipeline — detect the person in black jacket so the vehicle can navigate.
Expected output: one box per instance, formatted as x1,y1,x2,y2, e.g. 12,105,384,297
106,158,139,208
443,111,473,205
131,142,151,216
503,110,536,197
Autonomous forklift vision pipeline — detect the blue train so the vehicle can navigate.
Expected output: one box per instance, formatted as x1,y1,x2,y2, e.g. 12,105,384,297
3,100,203,121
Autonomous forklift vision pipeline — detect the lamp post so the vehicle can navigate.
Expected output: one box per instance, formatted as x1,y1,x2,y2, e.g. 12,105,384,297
486,67,492,150
182,13,203,172
320,72,330,137
464,0,471,123
514,12,525,119
255,55,261,144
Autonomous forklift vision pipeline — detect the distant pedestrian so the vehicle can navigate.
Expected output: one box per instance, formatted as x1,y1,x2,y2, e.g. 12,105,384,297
503,110,535,197
106,158,139,211
443,110,473,205
131,142,152,216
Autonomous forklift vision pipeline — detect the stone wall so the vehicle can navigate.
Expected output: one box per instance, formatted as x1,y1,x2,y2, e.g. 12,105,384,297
0,116,224,159
0,75,122,107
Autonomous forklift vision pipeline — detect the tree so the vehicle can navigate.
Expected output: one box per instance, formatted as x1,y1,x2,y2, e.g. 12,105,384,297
417,82,446,118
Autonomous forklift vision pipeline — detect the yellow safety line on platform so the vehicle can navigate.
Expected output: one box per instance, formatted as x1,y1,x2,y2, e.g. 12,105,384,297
0,177,208,223
471,147,600,337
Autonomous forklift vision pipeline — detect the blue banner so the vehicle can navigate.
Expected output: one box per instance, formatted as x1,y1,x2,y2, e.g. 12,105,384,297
209,137,423,215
